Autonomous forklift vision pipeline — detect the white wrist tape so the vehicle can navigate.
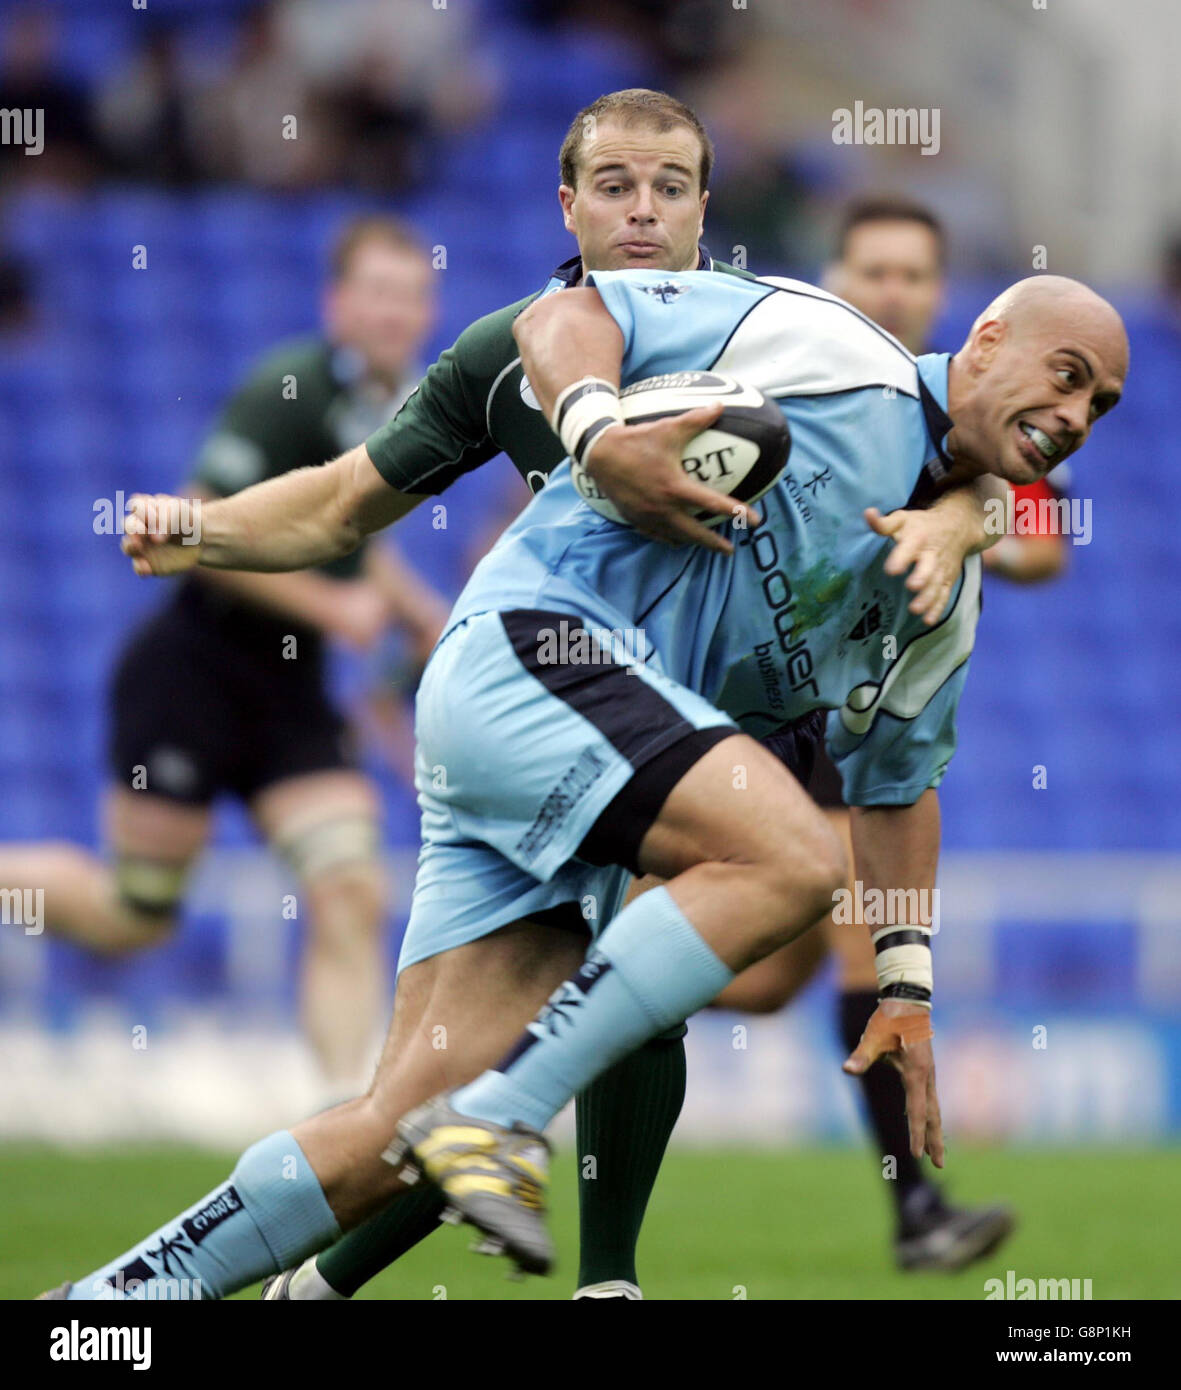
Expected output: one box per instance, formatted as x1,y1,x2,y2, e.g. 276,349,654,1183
871,924,933,1009
552,377,624,467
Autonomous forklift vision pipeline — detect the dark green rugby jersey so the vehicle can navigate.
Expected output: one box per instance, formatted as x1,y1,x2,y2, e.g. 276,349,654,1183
193,336,419,579
365,248,757,499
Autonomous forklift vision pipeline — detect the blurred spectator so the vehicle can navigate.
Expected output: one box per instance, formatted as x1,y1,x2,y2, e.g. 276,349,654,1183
519,0,743,76
691,49,832,271
0,5,102,186
189,2,330,189
284,0,496,191
94,26,201,185
172,0,494,193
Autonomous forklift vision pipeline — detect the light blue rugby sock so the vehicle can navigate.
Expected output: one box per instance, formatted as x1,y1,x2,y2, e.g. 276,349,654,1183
452,887,734,1134
67,1130,340,1300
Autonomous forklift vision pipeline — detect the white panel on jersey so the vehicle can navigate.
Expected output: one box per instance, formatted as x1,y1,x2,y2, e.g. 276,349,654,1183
713,277,921,402
840,554,982,735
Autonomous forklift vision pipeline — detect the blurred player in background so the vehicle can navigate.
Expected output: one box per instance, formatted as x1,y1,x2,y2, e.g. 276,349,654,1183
0,215,448,1091
717,195,1073,1269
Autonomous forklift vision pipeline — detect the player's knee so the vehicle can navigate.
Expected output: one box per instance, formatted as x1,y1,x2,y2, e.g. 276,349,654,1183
306,859,386,942
801,823,849,916
108,855,186,950
279,815,386,929
758,820,847,930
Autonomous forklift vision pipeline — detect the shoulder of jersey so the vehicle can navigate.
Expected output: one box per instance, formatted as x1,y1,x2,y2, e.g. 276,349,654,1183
453,292,539,376
708,275,921,402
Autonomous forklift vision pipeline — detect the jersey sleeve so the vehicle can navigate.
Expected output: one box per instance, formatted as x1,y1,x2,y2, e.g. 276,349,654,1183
825,557,982,806
364,301,524,496
582,268,772,384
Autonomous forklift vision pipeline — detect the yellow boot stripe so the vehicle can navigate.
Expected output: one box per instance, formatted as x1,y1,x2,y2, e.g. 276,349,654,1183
452,1156,504,1174
448,1174,513,1201
415,1127,497,1161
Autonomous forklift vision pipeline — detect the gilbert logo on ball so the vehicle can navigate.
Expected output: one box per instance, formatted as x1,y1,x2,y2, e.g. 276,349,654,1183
571,372,791,527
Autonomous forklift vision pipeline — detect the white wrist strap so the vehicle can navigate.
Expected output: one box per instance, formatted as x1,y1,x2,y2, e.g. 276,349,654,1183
552,377,624,466
871,924,933,1009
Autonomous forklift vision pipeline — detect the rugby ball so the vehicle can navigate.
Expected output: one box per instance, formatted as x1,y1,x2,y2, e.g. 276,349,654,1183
570,371,791,527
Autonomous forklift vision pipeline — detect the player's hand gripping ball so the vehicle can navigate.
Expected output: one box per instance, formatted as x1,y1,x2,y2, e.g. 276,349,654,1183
571,372,791,527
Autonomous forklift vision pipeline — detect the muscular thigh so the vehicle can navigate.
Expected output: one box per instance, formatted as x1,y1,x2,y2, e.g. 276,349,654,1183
636,733,837,883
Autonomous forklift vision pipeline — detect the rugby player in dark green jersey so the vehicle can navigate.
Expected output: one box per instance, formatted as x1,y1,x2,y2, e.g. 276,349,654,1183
0,217,448,1091
116,90,1006,1302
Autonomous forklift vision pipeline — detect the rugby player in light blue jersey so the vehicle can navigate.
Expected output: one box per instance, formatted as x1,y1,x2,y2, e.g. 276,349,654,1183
55,271,1124,1294
387,269,1126,1272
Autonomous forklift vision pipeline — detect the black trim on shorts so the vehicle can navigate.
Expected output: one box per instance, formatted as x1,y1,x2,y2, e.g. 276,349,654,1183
500,609,701,767
527,901,593,937
806,742,847,809
577,725,739,875
760,708,826,793
500,607,745,875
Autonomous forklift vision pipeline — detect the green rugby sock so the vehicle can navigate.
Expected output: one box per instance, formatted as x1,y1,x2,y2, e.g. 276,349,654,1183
575,1030,687,1290
314,1181,446,1297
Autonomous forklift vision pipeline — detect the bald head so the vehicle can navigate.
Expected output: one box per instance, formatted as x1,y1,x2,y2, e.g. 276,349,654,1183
946,275,1127,486
970,275,1128,373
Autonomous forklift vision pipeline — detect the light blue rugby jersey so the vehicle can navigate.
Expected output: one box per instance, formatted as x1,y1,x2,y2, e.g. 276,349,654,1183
446,269,982,807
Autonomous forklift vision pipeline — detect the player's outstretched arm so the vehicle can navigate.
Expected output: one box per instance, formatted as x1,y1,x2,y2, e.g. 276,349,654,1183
513,288,756,553
866,478,1005,631
865,473,1006,625
841,790,945,1167
121,444,427,577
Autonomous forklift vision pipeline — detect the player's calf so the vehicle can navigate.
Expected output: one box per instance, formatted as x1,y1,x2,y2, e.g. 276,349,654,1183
301,858,388,1087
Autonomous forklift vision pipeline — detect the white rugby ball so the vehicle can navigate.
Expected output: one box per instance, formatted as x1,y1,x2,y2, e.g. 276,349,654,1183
570,371,791,527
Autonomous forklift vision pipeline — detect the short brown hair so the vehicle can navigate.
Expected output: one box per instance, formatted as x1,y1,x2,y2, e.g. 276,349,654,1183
330,215,429,281
836,196,946,267
559,88,714,193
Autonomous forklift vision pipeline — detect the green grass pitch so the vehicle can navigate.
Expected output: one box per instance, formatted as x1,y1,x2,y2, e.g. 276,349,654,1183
1,1145,1176,1300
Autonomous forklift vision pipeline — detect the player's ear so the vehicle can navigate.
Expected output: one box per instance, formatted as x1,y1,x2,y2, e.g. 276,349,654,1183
971,317,1006,367
559,184,577,234
820,261,843,295
698,188,709,236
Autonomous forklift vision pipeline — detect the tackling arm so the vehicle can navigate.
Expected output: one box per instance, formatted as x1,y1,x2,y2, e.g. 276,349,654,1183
121,444,427,578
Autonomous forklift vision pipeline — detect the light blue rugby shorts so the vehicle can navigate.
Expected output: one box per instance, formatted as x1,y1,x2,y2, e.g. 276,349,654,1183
397,607,738,973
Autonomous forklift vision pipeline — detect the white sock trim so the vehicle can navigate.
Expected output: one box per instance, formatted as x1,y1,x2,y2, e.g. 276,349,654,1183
572,1280,643,1300
288,1255,347,1301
